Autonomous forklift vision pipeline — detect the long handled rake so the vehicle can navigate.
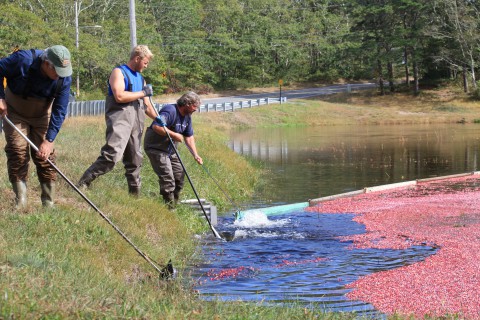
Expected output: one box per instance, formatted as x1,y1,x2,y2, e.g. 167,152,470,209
3,115,173,279
149,97,223,240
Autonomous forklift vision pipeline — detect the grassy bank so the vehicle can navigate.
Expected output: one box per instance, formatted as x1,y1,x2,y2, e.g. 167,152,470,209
0,87,477,319
195,86,480,130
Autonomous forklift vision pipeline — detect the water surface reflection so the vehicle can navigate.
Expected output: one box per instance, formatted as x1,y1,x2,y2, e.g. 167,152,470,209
228,124,480,206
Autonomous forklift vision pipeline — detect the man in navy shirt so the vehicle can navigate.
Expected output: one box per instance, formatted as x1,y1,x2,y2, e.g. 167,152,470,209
144,91,203,208
0,45,72,208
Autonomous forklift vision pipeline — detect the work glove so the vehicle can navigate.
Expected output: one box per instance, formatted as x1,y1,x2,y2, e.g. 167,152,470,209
155,115,167,127
143,84,153,97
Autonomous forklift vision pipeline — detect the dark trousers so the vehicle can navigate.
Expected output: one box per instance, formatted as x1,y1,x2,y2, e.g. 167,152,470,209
3,88,56,183
145,150,184,199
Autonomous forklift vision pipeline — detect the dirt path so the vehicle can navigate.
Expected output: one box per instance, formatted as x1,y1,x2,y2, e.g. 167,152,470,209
308,175,480,318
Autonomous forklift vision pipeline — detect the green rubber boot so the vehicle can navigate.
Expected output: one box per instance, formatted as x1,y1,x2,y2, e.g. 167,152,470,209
12,181,27,209
40,182,55,208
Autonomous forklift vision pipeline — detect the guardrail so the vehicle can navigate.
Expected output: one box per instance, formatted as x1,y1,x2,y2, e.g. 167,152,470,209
65,96,287,117
199,97,287,113
67,100,105,117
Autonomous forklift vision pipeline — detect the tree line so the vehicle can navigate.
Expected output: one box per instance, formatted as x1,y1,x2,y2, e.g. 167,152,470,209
1,0,479,98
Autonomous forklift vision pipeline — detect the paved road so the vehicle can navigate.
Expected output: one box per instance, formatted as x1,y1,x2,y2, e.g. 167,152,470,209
201,82,377,105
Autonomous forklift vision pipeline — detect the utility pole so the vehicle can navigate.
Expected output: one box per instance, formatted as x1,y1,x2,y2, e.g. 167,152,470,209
129,0,137,50
74,1,100,98
75,0,80,97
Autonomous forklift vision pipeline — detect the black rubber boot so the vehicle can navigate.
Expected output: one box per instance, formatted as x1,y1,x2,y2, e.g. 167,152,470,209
162,193,175,209
128,186,140,198
77,171,94,189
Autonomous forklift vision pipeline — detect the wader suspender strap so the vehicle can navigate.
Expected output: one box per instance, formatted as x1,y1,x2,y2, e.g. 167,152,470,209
50,77,64,104
119,67,133,92
22,49,37,99
22,49,65,100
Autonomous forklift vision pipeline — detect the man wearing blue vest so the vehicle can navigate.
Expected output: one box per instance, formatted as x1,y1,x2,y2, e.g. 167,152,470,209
0,45,73,208
77,45,157,196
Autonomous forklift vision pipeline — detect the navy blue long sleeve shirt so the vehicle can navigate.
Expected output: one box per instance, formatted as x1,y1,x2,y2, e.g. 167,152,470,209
0,49,72,142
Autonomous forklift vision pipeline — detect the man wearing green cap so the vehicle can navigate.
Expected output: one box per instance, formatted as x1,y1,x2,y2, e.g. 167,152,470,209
0,45,73,209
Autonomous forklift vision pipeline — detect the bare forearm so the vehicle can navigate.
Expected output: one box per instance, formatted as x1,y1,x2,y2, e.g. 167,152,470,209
185,136,203,164
113,90,146,104
152,125,184,142
144,98,157,120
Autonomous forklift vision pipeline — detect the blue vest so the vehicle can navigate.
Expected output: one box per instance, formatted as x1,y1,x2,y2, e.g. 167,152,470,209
107,64,143,96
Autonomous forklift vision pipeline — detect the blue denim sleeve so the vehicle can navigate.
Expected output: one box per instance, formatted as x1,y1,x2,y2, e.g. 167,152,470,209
45,76,72,141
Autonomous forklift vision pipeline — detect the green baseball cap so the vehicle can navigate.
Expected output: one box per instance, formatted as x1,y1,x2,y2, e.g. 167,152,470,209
46,45,72,78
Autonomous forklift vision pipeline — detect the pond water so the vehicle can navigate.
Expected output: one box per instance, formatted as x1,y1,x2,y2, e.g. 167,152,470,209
191,211,436,316
228,124,480,206
189,124,480,315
